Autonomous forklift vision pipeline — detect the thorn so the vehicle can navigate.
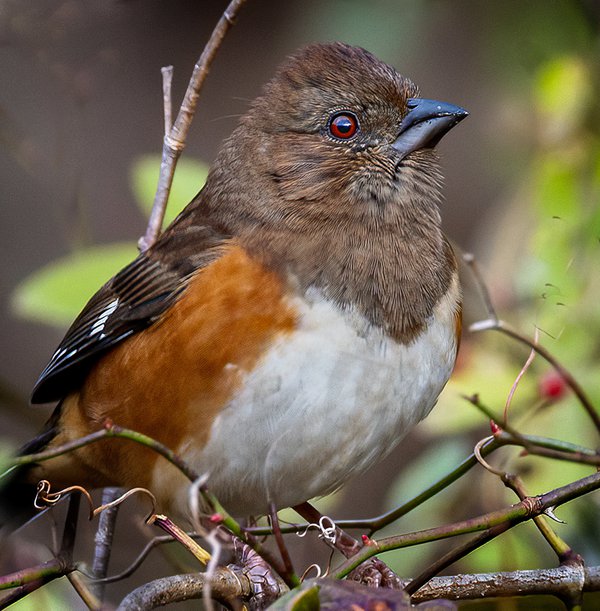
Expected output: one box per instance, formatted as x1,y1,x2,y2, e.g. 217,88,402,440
544,506,566,524
209,513,223,524
490,420,502,435
361,534,375,546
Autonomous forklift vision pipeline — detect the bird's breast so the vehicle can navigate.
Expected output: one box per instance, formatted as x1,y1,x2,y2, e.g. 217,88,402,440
167,274,461,517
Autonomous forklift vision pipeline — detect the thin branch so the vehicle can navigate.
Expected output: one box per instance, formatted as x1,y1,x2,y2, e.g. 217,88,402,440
9,423,200,482
504,327,538,425
66,572,101,611
161,66,173,136
0,557,70,592
501,473,575,562
466,394,600,465
471,319,600,432
89,533,200,584
89,487,122,602
405,522,511,595
248,431,600,538
149,514,211,565
139,0,248,251
463,250,600,432
462,252,499,322
333,470,600,578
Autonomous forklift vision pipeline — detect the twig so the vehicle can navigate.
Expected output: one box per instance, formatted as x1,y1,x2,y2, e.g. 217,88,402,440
149,514,211,566
466,394,600,465
471,437,575,563
9,423,199,482
462,252,499,322
405,522,511,596
89,533,200,584
333,470,600,578
463,251,600,433
471,319,600,432
504,327,538,425
139,0,248,251
501,473,575,562
89,487,122,602
67,572,101,611
269,501,298,585
0,557,71,592
464,248,600,433
161,66,173,136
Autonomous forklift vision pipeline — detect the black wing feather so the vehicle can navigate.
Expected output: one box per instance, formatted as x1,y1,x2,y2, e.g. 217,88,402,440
31,210,230,404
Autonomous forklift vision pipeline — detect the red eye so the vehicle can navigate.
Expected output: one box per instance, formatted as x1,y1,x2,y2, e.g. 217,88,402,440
328,112,359,139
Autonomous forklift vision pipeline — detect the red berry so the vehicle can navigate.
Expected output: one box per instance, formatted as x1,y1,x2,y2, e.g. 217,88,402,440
539,371,567,401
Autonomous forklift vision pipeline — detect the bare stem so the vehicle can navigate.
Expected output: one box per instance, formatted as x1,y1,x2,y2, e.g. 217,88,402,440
333,470,600,578
161,66,173,135
139,0,248,251
89,487,122,602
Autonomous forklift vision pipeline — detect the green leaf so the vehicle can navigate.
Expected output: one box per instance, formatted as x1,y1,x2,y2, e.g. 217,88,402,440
130,155,209,227
268,584,320,610
12,242,138,328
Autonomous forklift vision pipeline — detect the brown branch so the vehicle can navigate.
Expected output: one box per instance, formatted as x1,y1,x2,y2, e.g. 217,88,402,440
89,487,122,602
115,567,255,610
405,522,511,596
411,564,598,605
139,0,248,251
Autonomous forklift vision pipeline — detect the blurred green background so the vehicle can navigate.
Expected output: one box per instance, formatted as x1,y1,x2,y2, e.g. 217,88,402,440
1,0,600,608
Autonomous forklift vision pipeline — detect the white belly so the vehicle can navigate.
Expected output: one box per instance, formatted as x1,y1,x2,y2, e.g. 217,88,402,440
175,284,459,516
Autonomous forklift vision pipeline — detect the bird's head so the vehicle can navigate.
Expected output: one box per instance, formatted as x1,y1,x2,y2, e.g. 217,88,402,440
209,43,466,233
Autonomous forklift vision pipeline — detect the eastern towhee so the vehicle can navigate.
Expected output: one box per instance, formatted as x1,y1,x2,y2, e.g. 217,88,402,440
9,43,466,521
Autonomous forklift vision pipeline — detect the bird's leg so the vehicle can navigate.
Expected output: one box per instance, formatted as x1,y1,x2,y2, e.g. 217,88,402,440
293,501,402,589
268,500,297,584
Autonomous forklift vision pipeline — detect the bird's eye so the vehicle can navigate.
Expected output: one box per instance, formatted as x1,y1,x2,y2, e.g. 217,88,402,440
328,112,359,140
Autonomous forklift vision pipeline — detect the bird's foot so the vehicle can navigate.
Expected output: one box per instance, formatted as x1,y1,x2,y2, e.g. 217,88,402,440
229,539,287,609
348,556,402,589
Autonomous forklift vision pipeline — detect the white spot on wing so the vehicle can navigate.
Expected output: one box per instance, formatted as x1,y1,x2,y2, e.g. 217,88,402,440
89,298,119,337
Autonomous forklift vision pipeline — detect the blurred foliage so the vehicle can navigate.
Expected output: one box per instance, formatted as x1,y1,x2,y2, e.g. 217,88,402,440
11,242,138,327
11,155,208,326
131,155,209,227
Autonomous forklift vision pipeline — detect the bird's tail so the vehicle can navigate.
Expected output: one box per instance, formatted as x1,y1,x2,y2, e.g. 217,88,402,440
0,405,61,534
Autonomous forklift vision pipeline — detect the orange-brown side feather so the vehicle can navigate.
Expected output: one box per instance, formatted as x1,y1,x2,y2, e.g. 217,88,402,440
30,244,297,496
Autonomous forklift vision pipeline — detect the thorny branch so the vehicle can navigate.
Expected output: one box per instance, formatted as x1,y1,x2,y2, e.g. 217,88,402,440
464,251,600,433
332,470,600,578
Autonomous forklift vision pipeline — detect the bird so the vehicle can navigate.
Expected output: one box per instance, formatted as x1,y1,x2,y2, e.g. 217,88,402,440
7,42,467,522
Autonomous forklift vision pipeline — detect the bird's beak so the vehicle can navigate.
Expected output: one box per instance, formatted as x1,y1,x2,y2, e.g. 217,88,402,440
392,98,468,159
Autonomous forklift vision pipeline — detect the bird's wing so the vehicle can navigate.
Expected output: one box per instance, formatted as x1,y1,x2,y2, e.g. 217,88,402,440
31,211,230,404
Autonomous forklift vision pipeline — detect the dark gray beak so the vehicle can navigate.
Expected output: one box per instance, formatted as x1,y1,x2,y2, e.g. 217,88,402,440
392,98,468,159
